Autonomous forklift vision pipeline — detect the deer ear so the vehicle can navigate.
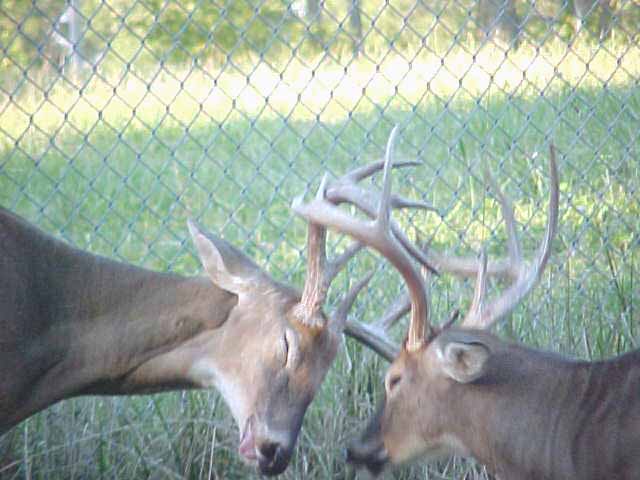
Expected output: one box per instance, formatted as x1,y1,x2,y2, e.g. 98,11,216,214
188,219,264,295
436,340,490,384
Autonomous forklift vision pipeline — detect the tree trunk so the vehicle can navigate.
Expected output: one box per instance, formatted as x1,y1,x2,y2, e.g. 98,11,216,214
349,0,363,57
477,0,521,46
306,0,322,21
68,0,81,81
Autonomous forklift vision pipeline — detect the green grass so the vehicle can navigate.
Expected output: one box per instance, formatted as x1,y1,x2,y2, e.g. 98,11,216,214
0,40,639,479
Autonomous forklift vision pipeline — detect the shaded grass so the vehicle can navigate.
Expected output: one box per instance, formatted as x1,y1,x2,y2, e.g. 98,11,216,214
0,69,639,478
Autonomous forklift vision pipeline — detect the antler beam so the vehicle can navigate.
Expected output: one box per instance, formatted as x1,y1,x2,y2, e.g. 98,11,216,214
293,126,434,351
456,145,559,329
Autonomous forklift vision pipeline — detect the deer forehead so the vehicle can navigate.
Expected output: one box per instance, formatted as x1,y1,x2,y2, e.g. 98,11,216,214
294,325,340,371
390,343,453,387
391,348,424,376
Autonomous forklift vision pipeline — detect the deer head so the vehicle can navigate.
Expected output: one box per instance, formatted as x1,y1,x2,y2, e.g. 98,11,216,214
293,128,559,475
184,149,437,475
352,147,558,475
185,218,361,475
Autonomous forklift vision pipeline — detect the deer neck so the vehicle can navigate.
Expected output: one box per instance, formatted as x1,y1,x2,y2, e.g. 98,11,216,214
448,345,590,480
2,225,238,430
448,346,640,480
65,257,239,395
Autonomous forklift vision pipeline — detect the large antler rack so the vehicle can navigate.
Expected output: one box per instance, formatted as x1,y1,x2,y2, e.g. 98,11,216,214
294,126,559,362
375,145,560,333
451,146,559,329
293,127,438,359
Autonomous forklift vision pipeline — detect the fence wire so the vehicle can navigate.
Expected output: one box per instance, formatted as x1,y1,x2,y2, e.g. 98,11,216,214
1,0,639,478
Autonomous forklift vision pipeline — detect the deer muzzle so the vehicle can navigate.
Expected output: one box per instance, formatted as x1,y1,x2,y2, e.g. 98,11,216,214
346,402,389,477
346,438,389,477
239,414,295,476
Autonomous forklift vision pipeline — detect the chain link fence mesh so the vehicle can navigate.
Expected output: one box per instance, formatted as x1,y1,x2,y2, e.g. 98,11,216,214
1,0,639,478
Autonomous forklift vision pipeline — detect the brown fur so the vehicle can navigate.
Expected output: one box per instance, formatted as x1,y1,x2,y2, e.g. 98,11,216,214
0,207,342,476
348,327,640,479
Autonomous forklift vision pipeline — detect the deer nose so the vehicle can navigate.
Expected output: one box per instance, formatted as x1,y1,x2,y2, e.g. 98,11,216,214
257,440,290,476
346,441,389,477
259,440,279,459
345,443,364,465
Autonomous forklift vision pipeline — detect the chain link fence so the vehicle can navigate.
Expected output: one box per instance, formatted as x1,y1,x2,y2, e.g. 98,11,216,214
1,0,639,478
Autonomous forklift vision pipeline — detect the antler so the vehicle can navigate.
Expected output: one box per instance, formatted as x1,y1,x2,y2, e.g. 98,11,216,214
293,179,364,327
447,145,560,329
293,130,435,336
293,126,435,353
368,146,559,334
324,163,439,276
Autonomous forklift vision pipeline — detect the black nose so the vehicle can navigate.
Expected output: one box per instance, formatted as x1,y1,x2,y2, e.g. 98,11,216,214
346,442,388,477
259,441,279,460
345,444,361,465
257,441,290,476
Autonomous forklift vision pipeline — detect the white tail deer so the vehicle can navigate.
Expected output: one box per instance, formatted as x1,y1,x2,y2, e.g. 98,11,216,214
296,131,637,479
0,158,434,475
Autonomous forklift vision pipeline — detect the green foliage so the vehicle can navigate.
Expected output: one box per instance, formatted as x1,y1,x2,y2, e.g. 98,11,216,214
3,0,640,95
0,0,62,68
127,1,292,64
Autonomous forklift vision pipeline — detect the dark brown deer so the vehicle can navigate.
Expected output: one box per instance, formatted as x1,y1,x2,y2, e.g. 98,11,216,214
0,156,434,475
297,132,640,480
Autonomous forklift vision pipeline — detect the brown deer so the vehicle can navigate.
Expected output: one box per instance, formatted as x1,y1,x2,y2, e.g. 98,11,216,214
0,156,432,475
297,132,640,479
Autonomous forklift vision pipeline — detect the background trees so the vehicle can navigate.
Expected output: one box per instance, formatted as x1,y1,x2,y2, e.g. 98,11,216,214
1,0,639,92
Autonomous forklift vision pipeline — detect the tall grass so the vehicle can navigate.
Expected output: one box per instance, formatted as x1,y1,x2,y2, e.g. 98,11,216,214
0,37,638,479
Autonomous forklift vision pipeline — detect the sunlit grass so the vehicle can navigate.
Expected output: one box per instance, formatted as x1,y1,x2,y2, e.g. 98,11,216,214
2,38,639,143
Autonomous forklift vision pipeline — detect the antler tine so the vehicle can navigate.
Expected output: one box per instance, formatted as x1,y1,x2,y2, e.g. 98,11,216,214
326,174,439,275
377,126,398,231
376,292,411,331
323,241,364,291
329,159,437,214
420,254,513,279
484,168,522,274
332,271,374,332
462,249,488,327
292,126,432,352
295,176,364,327
294,188,328,326
459,145,560,329
344,159,422,183
340,271,409,362
441,308,461,331
344,320,398,362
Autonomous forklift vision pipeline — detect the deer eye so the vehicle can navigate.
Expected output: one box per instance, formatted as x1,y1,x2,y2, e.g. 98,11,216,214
281,331,290,367
386,373,402,394
283,328,300,369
